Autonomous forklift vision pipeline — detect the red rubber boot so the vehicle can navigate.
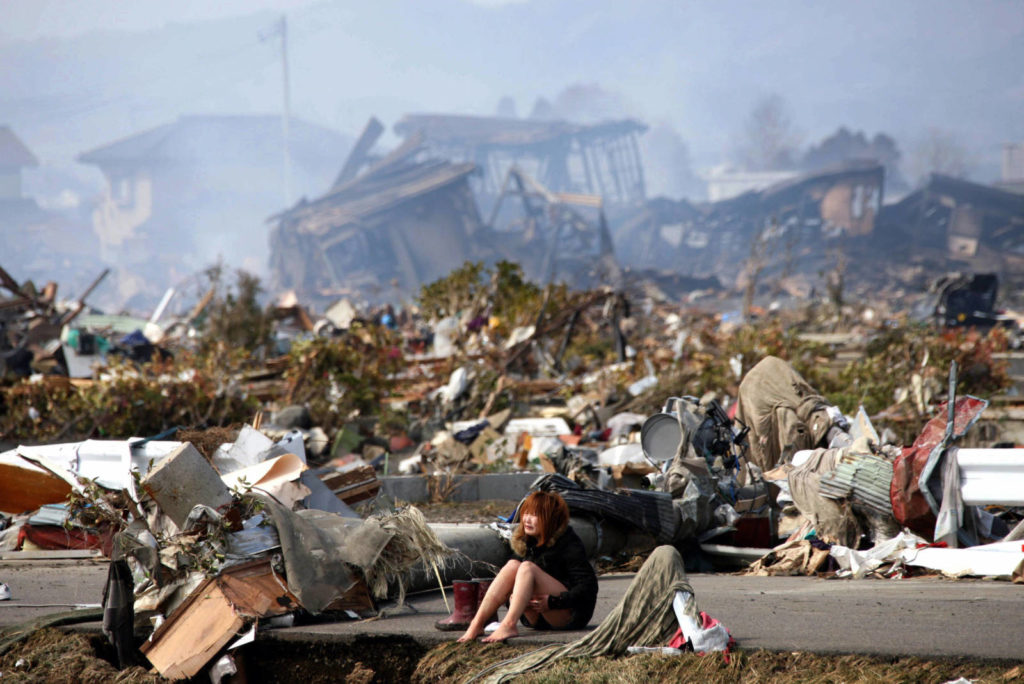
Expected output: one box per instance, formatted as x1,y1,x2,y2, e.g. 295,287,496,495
434,580,479,631
474,578,498,626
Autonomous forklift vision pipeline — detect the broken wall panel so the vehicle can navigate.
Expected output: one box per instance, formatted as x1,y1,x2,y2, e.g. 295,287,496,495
140,578,245,680
889,174,1024,277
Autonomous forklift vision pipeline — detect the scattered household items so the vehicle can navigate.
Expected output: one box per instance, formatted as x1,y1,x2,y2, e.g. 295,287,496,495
0,426,452,680
1,233,1023,678
749,363,1024,579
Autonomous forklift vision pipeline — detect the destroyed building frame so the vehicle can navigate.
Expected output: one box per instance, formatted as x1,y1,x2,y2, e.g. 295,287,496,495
394,114,649,205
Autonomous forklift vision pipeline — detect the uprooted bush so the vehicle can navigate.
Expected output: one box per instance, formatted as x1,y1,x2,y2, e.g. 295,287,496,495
283,324,405,428
193,264,275,358
0,256,1013,449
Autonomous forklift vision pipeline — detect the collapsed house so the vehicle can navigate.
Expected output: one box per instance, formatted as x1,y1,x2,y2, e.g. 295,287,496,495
619,163,1024,299
484,166,620,288
269,116,627,304
879,173,1024,278
269,151,483,305
616,161,885,292
393,113,649,206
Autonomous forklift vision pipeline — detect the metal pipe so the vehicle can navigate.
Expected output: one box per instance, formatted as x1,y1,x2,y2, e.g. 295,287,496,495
957,448,1024,506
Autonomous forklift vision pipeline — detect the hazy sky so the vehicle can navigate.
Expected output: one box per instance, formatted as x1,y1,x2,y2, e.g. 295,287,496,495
0,0,326,40
2,0,1022,179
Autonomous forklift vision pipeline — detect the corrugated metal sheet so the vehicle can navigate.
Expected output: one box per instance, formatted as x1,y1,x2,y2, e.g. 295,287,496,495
819,452,893,515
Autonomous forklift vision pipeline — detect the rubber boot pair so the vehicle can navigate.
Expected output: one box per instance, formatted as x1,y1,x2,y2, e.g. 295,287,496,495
434,578,495,631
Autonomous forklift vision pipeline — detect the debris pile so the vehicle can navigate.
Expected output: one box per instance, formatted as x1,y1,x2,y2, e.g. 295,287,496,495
0,427,452,680
1,249,1023,677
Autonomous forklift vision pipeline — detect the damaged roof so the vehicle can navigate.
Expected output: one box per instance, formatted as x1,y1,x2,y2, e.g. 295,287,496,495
924,173,1024,215
275,159,477,236
0,126,39,168
759,160,884,201
77,115,350,166
394,113,647,148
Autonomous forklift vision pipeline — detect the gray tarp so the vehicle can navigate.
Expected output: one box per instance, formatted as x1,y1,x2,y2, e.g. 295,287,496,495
260,497,394,614
468,545,698,683
735,356,833,472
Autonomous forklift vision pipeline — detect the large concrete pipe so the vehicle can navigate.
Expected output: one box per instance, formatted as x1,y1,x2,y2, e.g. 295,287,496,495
396,516,657,594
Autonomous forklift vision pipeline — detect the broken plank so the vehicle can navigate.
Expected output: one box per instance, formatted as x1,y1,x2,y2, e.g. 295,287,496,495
140,579,245,680
217,558,299,617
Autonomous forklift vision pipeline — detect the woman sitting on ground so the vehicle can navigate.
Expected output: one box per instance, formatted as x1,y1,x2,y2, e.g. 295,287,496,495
458,490,598,643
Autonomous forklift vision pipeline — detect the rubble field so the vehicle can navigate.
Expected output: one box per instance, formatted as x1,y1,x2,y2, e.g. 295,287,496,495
2,258,1023,681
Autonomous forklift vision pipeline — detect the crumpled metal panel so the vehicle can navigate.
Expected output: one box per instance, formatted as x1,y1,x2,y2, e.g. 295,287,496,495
819,452,894,515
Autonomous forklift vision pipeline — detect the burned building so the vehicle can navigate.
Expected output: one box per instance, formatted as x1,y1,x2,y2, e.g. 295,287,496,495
393,114,648,206
617,161,885,291
879,174,1024,279
269,152,483,306
269,116,626,305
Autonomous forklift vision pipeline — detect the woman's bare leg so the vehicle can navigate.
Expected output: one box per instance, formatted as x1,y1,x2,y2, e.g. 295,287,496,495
482,561,570,643
457,560,520,642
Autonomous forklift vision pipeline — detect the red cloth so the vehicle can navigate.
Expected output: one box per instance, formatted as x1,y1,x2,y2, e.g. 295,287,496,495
16,523,115,555
17,524,103,551
666,611,737,662
890,397,987,539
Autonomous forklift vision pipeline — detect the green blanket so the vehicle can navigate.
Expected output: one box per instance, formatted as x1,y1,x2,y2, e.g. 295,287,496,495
468,545,698,683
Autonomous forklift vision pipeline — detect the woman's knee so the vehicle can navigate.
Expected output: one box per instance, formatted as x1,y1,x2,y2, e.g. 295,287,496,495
516,561,539,576
503,559,522,571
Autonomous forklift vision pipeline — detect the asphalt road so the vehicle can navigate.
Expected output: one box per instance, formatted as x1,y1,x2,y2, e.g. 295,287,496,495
2,558,1022,661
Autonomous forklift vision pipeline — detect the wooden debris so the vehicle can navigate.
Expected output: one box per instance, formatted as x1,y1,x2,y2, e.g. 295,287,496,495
319,465,381,505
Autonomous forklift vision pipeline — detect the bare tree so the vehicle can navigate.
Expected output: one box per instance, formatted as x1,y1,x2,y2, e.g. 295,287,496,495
741,219,774,319
909,127,971,184
737,94,801,171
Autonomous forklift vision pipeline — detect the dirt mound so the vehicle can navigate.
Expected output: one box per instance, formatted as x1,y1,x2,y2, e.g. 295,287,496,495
0,628,161,683
413,642,1024,683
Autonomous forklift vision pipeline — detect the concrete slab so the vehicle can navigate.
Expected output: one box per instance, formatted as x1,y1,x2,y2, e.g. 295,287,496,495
259,573,1024,661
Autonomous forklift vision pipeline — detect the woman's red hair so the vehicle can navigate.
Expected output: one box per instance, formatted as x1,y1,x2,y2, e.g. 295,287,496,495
514,491,569,548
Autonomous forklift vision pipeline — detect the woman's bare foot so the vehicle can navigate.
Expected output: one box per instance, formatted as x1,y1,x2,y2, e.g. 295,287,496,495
481,623,519,643
456,625,484,643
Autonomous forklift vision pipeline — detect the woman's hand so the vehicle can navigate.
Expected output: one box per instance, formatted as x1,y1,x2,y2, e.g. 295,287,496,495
529,594,550,612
